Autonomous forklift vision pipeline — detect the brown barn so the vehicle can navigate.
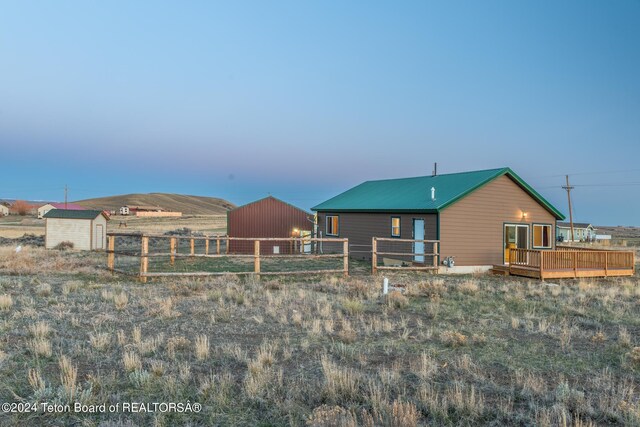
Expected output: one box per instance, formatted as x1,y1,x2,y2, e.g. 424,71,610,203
312,168,565,273
227,196,313,254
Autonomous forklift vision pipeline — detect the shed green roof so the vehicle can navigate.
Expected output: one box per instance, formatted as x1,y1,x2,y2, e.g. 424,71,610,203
44,209,108,220
312,167,565,220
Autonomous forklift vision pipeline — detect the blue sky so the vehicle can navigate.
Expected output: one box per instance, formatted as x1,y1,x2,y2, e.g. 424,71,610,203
1,1,639,225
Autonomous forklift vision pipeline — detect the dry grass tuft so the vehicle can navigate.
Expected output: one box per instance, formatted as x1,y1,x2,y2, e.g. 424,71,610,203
114,291,128,310
386,290,409,309
195,335,210,361
89,332,110,351
440,330,467,347
28,368,46,393
0,294,12,310
58,355,78,401
123,351,142,372
390,400,419,427
321,355,360,403
627,347,640,367
307,405,357,427
341,298,365,315
29,321,51,339
36,283,52,297
28,338,52,357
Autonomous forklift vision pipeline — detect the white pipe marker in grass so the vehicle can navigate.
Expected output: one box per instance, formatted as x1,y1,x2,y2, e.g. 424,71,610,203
383,277,389,295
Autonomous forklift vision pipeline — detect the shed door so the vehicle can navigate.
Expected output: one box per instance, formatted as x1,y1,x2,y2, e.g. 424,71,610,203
96,224,104,249
413,219,425,263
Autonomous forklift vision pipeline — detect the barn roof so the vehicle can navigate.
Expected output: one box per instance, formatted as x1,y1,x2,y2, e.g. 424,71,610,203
230,196,310,215
312,167,565,220
43,209,110,220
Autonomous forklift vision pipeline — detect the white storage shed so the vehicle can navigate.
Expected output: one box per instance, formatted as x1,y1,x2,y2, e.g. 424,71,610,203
44,209,109,250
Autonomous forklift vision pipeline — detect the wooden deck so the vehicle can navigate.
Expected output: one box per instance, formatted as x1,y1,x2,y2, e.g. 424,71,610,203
493,247,635,279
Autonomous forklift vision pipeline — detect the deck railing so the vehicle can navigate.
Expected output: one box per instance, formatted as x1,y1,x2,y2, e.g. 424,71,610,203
508,248,635,278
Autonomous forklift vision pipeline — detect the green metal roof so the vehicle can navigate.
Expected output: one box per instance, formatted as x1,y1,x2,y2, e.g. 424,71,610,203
312,167,565,220
44,209,107,220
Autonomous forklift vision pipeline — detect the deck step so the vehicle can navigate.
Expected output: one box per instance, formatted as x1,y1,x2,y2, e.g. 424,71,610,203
490,264,510,276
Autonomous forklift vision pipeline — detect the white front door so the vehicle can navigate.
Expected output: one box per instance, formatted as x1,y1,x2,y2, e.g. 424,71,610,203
413,219,425,263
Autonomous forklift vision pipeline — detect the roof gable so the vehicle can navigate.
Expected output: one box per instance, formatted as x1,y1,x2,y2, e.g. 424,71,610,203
312,168,565,220
230,196,310,216
44,209,109,220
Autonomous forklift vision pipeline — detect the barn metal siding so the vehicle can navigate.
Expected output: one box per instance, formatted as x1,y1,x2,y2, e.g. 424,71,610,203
227,197,312,254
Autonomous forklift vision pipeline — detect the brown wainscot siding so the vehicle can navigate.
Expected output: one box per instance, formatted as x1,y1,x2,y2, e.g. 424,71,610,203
317,212,437,260
439,174,557,266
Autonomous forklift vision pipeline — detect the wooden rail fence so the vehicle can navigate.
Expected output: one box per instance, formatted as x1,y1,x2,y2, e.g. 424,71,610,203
372,237,439,274
107,233,349,282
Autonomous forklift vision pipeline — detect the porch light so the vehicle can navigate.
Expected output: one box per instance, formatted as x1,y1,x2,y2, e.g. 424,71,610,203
521,211,528,219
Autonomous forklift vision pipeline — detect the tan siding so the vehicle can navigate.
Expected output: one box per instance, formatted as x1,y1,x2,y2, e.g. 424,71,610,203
439,175,557,266
45,218,92,250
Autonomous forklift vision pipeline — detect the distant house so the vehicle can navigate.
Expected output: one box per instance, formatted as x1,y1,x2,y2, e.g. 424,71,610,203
119,206,130,215
44,209,110,250
227,196,313,254
0,204,8,216
556,222,596,242
312,167,565,272
37,202,84,219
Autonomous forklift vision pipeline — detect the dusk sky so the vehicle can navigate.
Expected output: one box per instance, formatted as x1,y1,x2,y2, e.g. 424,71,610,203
1,1,639,225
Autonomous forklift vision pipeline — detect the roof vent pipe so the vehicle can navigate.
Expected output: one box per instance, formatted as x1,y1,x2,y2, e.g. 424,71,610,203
431,187,436,201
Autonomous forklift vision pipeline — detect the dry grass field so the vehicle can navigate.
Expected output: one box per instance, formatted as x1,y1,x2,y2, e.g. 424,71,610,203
0,245,638,426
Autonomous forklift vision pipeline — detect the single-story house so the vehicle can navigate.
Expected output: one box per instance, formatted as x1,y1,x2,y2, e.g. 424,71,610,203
556,222,596,242
0,204,8,216
44,209,110,250
227,196,313,254
312,167,565,273
37,202,85,219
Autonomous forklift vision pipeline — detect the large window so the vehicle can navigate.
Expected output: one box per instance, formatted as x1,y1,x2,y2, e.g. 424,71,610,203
391,217,401,237
533,224,552,248
326,215,339,236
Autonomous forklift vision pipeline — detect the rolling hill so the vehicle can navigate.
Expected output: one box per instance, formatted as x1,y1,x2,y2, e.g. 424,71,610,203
74,193,236,215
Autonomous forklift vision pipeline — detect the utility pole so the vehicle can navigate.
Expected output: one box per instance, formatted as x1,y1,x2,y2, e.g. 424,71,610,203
562,175,574,242
64,185,68,209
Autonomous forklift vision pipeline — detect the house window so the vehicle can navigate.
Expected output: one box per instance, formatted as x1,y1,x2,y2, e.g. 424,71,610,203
391,217,401,237
533,224,552,248
326,215,339,236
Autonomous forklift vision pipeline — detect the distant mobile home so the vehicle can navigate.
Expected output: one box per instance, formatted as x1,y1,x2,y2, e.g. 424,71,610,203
312,167,565,272
44,209,110,250
227,196,313,254
556,222,596,242
0,204,8,216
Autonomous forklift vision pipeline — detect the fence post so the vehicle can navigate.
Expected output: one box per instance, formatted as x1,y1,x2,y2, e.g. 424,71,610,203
190,238,195,257
140,236,149,283
205,239,209,255
343,239,349,277
216,238,220,255
226,237,229,254
372,238,377,275
170,237,176,265
107,235,115,272
573,251,577,278
433,241,438,269
254,240,261,276
604,251,608,276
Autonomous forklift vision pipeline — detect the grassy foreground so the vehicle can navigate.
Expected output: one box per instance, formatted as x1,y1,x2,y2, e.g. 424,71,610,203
0,246,639,426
